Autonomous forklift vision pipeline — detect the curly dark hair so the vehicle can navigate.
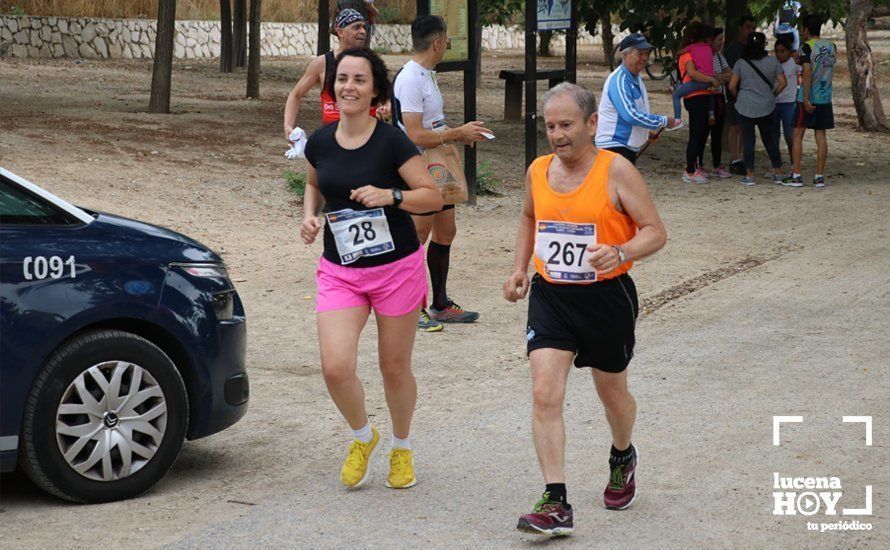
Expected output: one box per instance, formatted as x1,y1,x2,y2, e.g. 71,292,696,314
324,47,390,107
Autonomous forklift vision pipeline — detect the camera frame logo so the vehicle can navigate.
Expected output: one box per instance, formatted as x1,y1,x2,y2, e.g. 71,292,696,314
772,415,874,533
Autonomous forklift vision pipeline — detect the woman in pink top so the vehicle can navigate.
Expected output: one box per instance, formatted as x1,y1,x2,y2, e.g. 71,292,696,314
672,23,722,121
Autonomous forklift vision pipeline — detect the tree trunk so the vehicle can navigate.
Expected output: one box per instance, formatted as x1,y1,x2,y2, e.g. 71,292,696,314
600,9,613,67
219,0,233,73
699,0,714,25
247,0,262,98
233,0,247,67
539,30,553,57
149,0,176,113
724,0,748,38
847,0,889,131
317,0,330,55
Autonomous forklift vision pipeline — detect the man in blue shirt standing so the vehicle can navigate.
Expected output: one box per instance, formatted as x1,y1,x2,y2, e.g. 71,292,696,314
596,34,683,164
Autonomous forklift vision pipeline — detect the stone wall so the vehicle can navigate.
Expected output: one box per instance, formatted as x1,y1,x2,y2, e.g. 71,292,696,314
0,15,845,60
0,15,619,60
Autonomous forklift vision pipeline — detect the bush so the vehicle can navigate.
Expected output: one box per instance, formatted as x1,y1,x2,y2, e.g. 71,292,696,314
475,160,502,196
377,5,401,23
284,171,306,196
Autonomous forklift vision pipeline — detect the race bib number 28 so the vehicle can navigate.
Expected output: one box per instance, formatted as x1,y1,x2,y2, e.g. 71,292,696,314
326,208,395,265
535,221,597,282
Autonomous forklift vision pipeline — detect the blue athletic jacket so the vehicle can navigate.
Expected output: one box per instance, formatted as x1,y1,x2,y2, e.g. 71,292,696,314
595,64,667,152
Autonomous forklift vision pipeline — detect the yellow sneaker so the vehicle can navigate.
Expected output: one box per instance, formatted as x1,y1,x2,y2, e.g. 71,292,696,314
385,448,417,489
340,426,380,489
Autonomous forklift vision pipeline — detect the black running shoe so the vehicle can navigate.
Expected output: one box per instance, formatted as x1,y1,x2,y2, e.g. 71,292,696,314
729,160,747,175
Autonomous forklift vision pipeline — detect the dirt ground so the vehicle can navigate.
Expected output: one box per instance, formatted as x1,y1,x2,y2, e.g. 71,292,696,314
1,41,889,548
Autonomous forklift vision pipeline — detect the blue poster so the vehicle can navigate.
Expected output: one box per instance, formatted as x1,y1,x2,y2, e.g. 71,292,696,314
537,0,572,32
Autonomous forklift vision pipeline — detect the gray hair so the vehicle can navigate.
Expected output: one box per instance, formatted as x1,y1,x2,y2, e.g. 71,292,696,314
542,82,597,119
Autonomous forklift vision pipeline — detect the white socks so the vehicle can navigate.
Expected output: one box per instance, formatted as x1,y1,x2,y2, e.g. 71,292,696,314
352,421,373,444
351,423,412,450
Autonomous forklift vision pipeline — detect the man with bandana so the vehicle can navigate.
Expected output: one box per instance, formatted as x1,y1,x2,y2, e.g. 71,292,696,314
283,9,385,142
337,0,381,48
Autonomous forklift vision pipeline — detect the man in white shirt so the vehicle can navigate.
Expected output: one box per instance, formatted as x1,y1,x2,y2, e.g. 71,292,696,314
393,15,493,331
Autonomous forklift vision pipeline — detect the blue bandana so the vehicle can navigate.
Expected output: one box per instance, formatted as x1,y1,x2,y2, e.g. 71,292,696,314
336,9,365,29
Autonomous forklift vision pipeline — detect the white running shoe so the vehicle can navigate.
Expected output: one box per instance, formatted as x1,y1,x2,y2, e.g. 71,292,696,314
682,170,708,184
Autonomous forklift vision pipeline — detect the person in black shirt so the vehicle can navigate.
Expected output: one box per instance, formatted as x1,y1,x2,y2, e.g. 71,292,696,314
301,48,442,490
724,14,758,175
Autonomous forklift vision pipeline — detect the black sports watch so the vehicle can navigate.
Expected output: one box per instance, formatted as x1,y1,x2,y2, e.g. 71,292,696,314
391,188,404,207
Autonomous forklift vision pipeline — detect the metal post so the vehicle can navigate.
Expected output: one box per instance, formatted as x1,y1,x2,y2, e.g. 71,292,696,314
524,0,537,168
565,0,577,83
465,0,478,204
318,0,330,55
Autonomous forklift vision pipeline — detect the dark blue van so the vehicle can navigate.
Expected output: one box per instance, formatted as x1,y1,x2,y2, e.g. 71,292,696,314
0,168,248,502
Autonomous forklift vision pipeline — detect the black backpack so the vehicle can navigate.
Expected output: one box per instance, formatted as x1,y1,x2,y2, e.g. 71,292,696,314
390,67,406,131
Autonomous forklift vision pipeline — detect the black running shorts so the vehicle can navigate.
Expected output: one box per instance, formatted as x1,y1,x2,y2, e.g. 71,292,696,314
415,203,456,217
794,102,835,130
526,273,639,373
602,146,638,165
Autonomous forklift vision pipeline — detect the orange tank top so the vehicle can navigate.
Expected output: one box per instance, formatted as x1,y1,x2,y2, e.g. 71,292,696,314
531,149,637,283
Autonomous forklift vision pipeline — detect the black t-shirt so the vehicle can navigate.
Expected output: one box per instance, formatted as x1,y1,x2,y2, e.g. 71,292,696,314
304,120,422,267
798,42,813,65
724,40,743,72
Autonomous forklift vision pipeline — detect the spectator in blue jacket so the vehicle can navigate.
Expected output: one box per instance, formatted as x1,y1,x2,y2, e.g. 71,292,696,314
595,33,683,164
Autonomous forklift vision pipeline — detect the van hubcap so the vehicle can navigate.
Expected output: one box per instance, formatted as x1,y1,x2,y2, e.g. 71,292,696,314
55,361,168,481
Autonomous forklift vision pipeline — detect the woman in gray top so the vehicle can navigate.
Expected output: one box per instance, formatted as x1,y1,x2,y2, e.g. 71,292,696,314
729,32,788,185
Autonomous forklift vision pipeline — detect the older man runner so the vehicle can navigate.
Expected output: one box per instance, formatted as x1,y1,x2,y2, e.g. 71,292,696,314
504,83,667,536
337,0,380,47
596,33,682,165
282,9,381,141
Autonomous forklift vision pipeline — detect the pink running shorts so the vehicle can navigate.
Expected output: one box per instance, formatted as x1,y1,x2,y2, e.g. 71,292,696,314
316,246,427,316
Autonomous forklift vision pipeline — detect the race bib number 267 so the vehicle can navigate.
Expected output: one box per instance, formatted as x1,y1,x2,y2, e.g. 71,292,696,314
535,221,597,282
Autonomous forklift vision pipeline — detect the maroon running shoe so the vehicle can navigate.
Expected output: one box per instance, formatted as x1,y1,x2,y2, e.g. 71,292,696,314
516,493,574,536
604,444,638,510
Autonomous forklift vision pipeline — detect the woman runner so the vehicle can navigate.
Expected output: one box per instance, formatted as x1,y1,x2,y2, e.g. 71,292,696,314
301,48,442,490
